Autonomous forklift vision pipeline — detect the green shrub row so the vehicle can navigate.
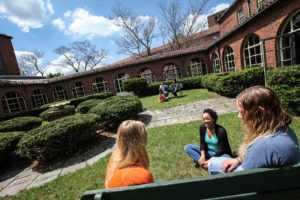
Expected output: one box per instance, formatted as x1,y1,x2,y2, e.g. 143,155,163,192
18,113,100,161
122,78,148,97
76,99,103,114
267,65,300,115
39,105,75,121
89,96,143,131
68,92,113,107
0,132,25,166
0,116,42,132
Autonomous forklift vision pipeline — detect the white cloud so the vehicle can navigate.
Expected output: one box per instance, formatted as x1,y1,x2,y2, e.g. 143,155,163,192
64,10,71,18
184,14,208,34
210,3,230,14
0,0,54,32
45,54,75,75
52,18,66,30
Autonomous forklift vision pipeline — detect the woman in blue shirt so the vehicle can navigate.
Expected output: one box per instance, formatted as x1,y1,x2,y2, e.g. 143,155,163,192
184,108,232,168
208,86,300,174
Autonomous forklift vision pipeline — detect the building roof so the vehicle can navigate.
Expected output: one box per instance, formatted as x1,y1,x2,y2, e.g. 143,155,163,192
0,33,13,39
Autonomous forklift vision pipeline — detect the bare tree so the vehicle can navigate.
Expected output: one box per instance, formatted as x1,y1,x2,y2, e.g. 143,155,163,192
159,0,209,50
18,50,46,76
111,2,157,56
54,41,106,73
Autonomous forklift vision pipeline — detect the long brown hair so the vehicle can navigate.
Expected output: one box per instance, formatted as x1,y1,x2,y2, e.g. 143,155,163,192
238,86,292,160
116,120,150,169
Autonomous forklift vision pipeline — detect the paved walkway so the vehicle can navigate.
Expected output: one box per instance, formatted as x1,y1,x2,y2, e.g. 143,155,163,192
0,96,237,197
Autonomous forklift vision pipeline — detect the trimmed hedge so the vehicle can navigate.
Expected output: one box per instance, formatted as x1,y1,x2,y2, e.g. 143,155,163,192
39,105,75,121
76,99,102,114
122,78,148,97
0,132,25,166
267,65,300,115
89,96,143,130
0,117,42,132
18,113,100,161
69,92,113,107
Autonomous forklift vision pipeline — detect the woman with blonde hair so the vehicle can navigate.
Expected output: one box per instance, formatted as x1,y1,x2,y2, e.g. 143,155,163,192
208,86,300,174
105,120,154,188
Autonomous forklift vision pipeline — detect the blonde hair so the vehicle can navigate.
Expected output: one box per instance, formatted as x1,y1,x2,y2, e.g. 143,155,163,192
116,120,150,169
238,86,292,160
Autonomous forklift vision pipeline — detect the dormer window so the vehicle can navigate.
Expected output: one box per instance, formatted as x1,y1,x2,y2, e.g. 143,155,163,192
238,8,245,24
258,0,269,8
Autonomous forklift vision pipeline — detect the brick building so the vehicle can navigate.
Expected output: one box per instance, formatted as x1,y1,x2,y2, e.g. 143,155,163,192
0,0,299,115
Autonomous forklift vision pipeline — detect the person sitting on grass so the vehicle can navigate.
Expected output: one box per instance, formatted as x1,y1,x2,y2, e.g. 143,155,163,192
184,108,232,169
105,120,154,188
208,86,300,175
158,88,169,103
159,81,169,97
171,79,182,98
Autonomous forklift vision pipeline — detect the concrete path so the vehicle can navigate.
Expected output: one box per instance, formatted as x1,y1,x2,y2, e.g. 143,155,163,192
0,96,237,197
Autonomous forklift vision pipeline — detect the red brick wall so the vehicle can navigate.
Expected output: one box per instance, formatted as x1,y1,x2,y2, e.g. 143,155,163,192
0,35,20,76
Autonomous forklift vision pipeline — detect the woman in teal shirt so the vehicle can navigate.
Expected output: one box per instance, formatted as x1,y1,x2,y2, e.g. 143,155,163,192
184,108,232,168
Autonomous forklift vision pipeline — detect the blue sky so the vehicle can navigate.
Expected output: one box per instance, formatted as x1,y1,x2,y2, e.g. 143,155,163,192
0,0,234,75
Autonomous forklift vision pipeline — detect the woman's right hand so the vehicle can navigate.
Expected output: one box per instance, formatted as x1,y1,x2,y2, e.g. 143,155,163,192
198,157,206,167
221,158,240,172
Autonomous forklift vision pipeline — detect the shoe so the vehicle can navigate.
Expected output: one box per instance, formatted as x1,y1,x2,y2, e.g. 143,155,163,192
194,161,200,168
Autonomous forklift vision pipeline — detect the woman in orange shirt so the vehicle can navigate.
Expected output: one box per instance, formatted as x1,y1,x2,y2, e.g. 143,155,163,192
105,120,154,188
158,88,169,103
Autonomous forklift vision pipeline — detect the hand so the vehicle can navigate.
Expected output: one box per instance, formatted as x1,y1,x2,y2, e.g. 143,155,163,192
221,158,240,172
202,161,208,169
198,157,206,167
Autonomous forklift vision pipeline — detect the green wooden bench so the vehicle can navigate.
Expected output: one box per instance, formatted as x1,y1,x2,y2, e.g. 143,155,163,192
81,162,300,200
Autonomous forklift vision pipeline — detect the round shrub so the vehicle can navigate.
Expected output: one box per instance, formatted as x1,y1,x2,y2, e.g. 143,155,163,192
18,113,100,161
39,105,75,121
0,132,25,165
0,117,42,132
76,99,102,114
89,96,143,130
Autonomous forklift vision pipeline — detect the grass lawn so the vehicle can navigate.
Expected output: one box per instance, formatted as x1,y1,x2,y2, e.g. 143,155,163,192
139,88,217,110
5,113,300,200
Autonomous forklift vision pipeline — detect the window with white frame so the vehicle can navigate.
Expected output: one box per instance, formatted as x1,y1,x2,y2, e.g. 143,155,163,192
257,0,269,8
92,78,108,93
53,86,67,102
72,82,86,98
243,34,263,68
237,8,245,24
212,53,221,73
114,73,129,93
138,68,156,84
187,58,207,76
162,64,181,81
32,89,48,107
223,46,236,72
279,10,300,66
2,92,27,113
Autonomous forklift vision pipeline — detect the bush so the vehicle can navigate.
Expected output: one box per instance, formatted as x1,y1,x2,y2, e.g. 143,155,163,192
0,132,25,166
122,78,148,97
76,99,102,114
69,92,113,107
89,96,143,130
267,65,300,115
39,105,75,121
0,117,42,132
179,76,202,90
18,113,100,161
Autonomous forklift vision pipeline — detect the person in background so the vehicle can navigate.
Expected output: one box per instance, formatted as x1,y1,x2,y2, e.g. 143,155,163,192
208,86,300,175
184,108,232,169
171,79,182,98
105,120,154,188
159,81,169,97
158,88,169,103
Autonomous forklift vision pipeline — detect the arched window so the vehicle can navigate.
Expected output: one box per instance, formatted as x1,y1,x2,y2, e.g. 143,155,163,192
92,77,108,93
280,10,300,66
72,82,86,98
138,68,156,84
162,63,181,81
243,34,263,68
53,86,67,102
32,89,48,107
114,73,129,93
2,92,27,113
212,53,221,73
187,58,207,76
223,46,236,72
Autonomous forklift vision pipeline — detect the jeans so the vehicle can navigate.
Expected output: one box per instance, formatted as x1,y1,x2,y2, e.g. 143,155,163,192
184,144,231,162
208,157,243,175
172,88,182,97
163,91,169,97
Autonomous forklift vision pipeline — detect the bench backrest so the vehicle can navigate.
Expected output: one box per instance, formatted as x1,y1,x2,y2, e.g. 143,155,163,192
81,162,300,200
